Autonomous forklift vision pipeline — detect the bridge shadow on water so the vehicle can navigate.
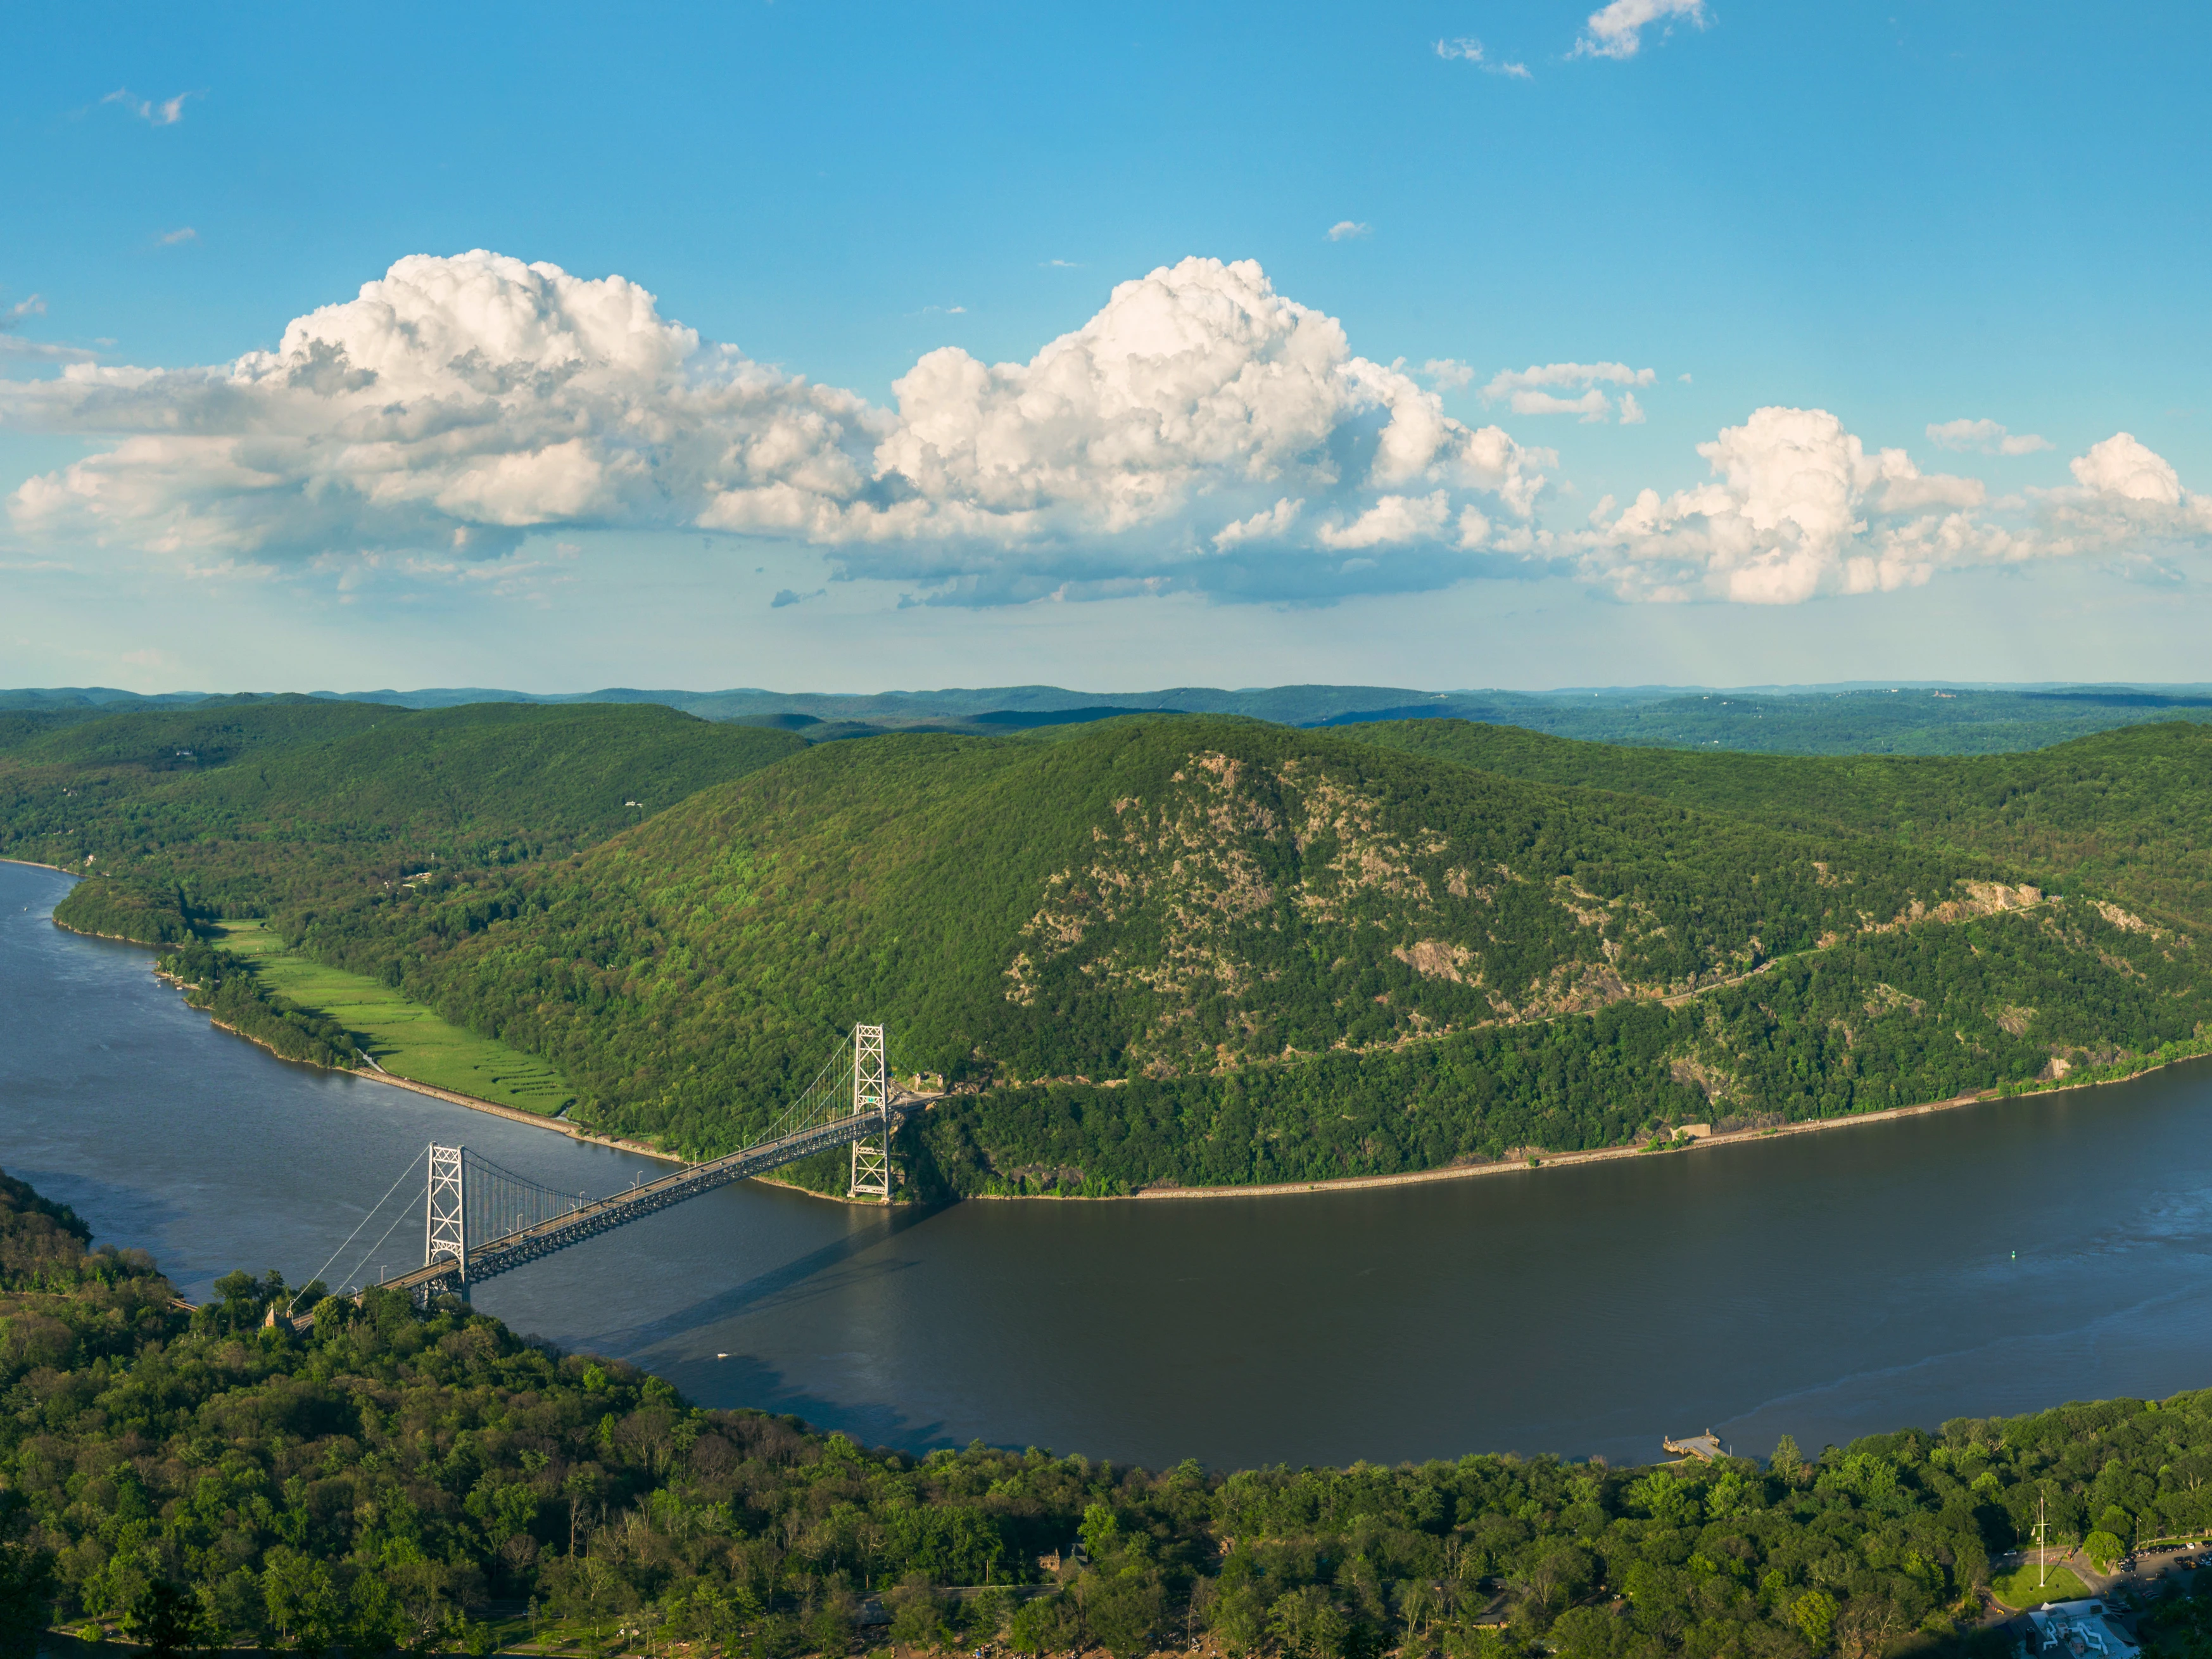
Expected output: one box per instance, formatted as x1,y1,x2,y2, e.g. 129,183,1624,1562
545,1198,969,1452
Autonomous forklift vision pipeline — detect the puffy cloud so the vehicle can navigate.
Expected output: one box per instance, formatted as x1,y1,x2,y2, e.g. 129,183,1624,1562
2070,431,2181,505
1581,409,2211,604
1926,417,2051,456
1326,221,1372,242
4,251,884,566
1619,392,1647,425
2025,433,2212,559
1572,0,1709,60
1579,407,2002,604
1,251,1553,606
1422,358,1475,391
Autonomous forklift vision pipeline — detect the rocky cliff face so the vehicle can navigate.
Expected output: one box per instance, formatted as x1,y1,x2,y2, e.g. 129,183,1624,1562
996,741,2004,1079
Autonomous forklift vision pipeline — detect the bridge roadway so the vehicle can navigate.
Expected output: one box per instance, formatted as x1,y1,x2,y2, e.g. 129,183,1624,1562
369,1090,936,1306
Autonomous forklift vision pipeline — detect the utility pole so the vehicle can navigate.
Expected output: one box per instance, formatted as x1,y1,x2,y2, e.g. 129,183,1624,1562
2037,1492,2049,1591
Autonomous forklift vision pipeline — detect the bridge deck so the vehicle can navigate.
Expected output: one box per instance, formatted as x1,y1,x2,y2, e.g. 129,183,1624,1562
358,1091,935,1308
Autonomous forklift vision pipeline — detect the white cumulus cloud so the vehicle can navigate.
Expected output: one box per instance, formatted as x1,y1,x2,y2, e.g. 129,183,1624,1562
1580,409,2212,604
1926,417,2052,456
1579,406,2001,604
1326,221,1372,243
1573,0,1709,60
2069,431,2181,504
0,250,1556,606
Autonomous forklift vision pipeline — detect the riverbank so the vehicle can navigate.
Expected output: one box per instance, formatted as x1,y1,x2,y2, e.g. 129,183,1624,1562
0,856,78,875
1125,1040,2212,1201
346,1063,686,1164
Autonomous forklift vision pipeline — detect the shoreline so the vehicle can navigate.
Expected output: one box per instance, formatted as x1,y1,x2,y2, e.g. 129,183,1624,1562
193,1007,688,1167
1,856,79,876
342,1064,686,1164
1123,1044,2212,1201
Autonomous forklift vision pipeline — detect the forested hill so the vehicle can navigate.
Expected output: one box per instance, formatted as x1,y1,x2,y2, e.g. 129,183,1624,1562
1336,721,2212,932
1,699,804,919
264,716,2212,1190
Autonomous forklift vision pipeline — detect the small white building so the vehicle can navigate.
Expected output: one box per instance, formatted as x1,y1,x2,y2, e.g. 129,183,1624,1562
2023,1599,2139,1659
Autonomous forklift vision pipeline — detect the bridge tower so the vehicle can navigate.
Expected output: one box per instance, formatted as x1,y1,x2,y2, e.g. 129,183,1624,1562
847,1023,892,1204
426,1143,467,1285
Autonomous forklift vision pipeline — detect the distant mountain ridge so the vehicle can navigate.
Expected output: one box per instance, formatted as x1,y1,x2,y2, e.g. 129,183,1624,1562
9,680,2212,755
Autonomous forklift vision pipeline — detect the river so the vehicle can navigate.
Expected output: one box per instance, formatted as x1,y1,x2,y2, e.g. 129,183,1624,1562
7,858,2212,1471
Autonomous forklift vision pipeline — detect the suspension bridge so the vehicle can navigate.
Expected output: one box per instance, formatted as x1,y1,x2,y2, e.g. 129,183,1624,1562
290,1023,929,1321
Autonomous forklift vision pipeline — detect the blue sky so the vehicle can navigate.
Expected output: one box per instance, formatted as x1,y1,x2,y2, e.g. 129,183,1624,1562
3,1,2208,694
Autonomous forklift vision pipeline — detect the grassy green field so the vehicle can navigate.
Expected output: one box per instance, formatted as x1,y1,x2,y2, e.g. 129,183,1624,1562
1989,1563,2095,1609
210,920,575,1116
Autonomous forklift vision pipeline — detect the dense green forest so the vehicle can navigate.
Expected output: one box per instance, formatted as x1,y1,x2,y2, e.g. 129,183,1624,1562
12,1165,2212,1659
16,704,2212,1191
0,696,803,922
1338,721,2212,934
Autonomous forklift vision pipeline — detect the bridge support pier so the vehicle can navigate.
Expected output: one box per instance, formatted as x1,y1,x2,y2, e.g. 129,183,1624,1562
848,1023,892,1204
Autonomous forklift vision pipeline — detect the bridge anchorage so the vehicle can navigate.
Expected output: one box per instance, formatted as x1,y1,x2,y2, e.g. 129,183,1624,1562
295,1023,926,1321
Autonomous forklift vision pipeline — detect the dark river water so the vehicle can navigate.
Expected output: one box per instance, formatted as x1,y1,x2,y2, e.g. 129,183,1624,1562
7,858,2212,1471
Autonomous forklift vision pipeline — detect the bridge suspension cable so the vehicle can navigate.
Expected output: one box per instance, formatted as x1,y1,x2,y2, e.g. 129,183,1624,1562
288,1145,429,1315
457,1148,589,1250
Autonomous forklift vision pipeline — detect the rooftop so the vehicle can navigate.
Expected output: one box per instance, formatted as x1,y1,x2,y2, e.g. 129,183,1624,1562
2024,1599,2139,1659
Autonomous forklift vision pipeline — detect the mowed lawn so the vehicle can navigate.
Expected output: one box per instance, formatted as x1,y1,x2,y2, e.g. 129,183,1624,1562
210,920,576,1116
1988,1563,2094,1610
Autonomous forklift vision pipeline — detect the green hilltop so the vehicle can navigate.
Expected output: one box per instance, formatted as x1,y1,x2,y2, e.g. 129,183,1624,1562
1338,719,2212,931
